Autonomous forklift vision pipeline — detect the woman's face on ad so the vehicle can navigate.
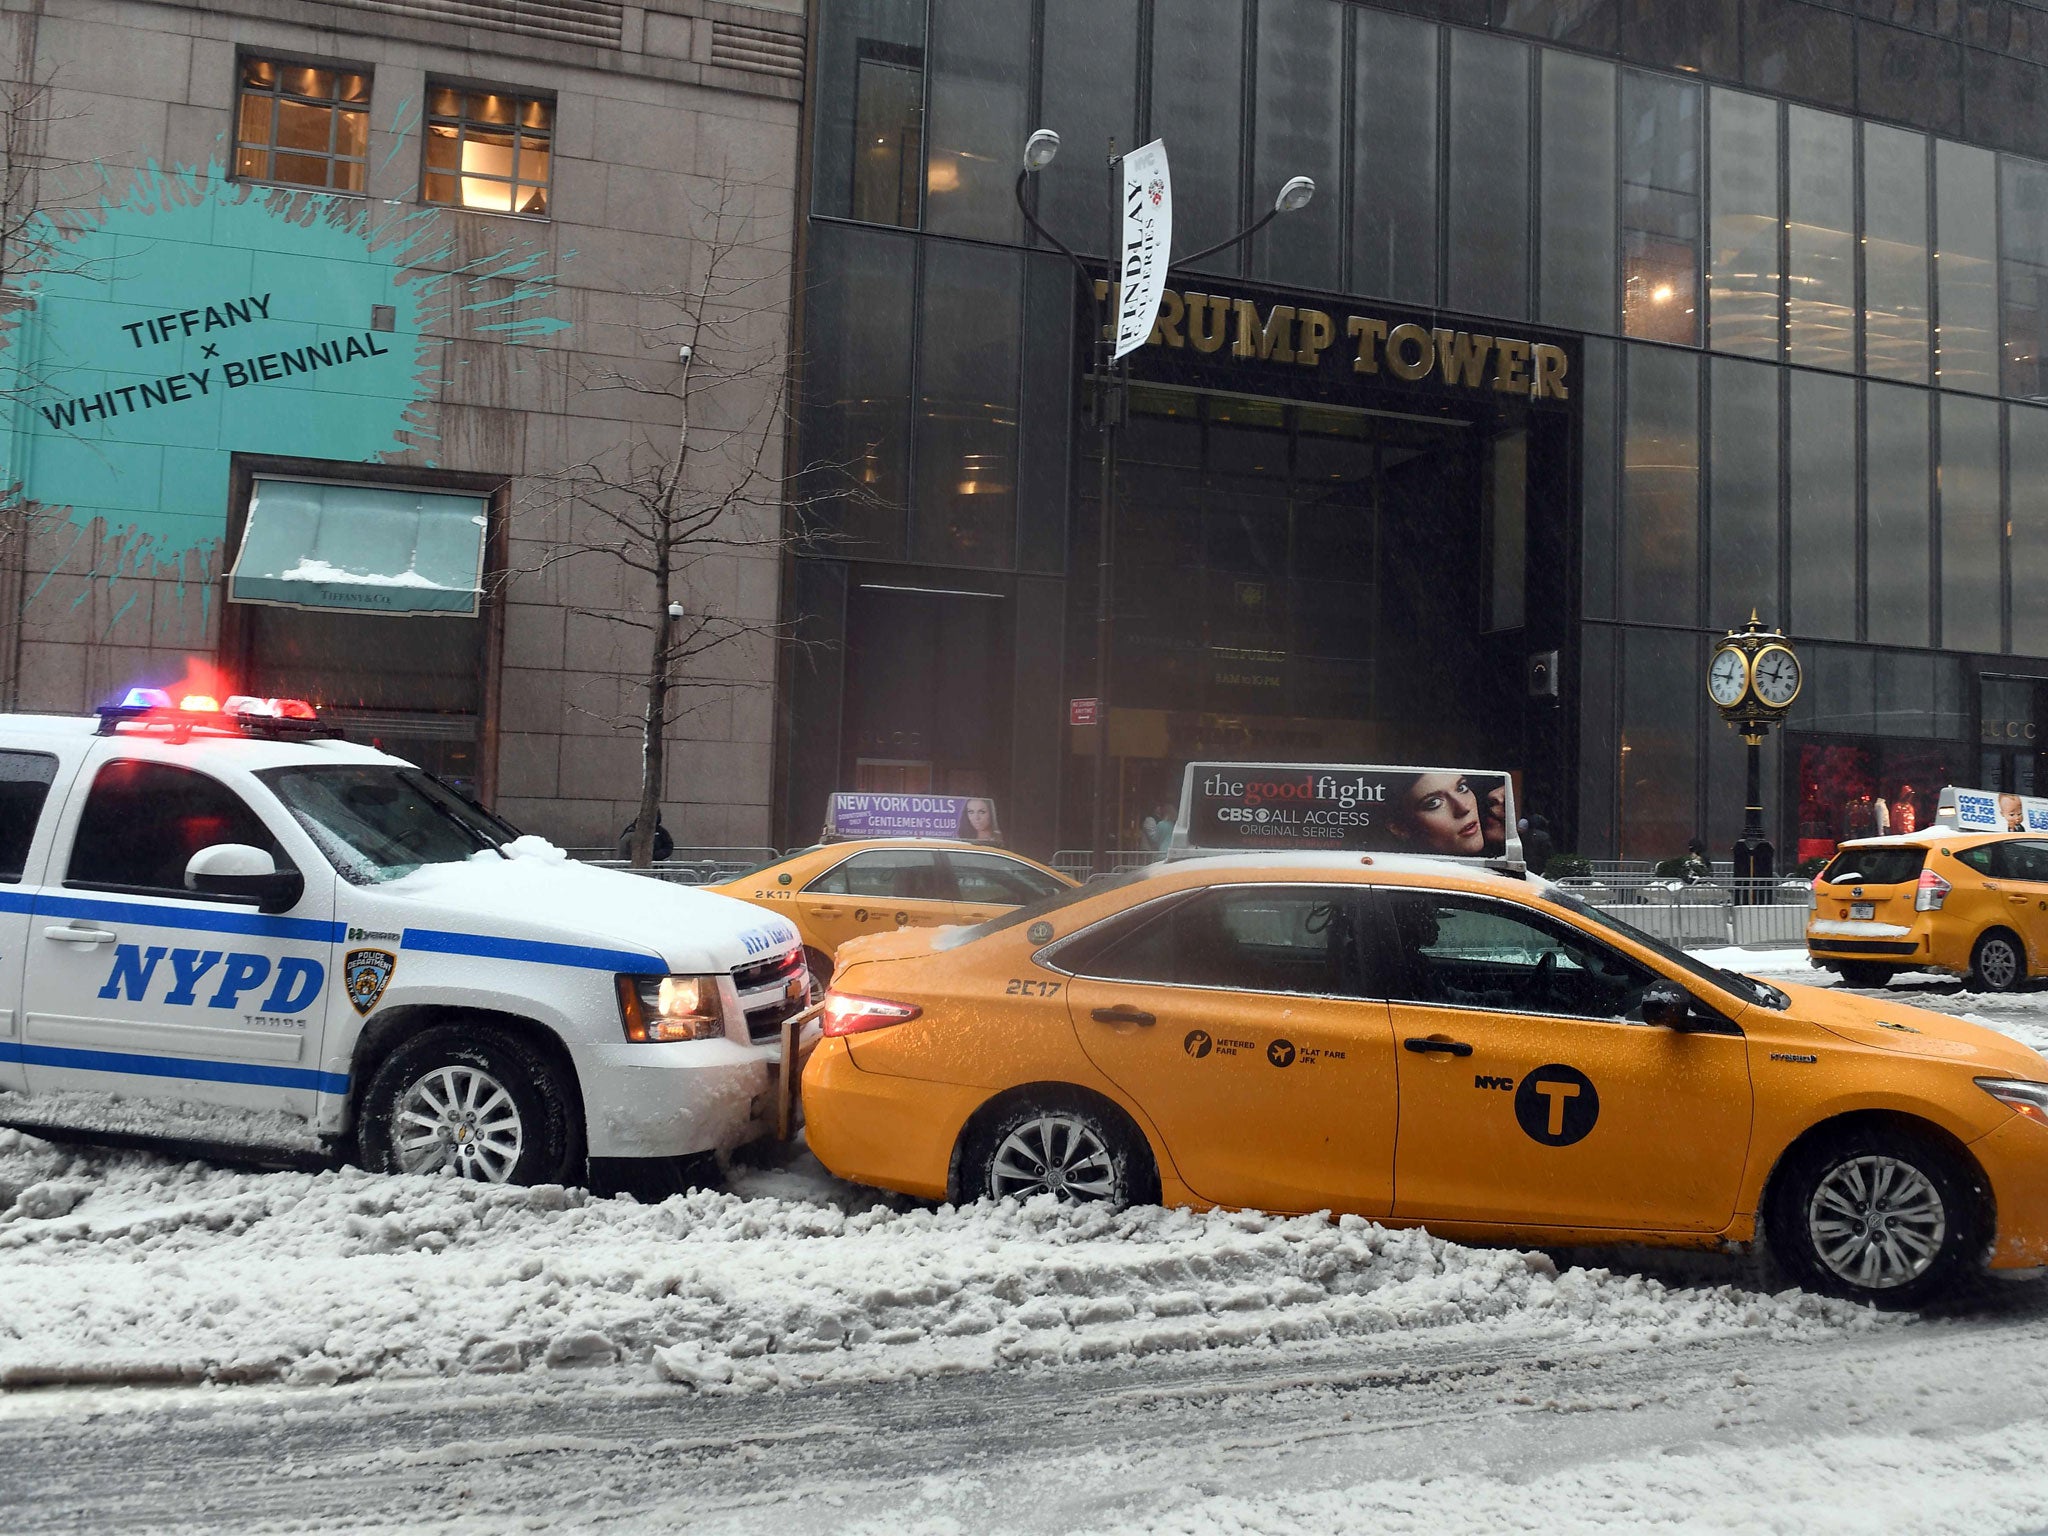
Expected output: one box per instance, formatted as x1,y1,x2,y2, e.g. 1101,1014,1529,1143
1403,774,1483,854
965,799,995,835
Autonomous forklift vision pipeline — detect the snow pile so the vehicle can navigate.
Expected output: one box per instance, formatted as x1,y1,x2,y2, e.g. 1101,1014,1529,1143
0,1130,1883,1394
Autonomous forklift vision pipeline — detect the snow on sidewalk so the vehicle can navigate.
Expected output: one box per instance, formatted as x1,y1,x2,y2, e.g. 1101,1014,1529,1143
0,1129,1882,1395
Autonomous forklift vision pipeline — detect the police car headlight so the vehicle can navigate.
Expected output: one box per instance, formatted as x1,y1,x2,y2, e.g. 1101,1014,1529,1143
616,974,727,1042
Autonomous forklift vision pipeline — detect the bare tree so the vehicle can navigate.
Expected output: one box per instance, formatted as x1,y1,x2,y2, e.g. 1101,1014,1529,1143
513,175,846,866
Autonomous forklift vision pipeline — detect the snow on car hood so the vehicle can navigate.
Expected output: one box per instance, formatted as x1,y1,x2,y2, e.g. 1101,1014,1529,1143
352,854,801,975
1781,979,2048,1076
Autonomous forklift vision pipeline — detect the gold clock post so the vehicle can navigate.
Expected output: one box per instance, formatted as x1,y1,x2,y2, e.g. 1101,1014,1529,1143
1708,613,1802,899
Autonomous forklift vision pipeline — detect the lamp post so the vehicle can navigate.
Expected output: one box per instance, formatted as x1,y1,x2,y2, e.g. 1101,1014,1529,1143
1013,131,1315,875
1707,613,1803,898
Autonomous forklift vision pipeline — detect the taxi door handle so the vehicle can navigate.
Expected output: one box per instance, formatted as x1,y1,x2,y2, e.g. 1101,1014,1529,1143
1404,1036,1473,1057
2013,894,2031,904
1090,1005,1156,1027
44,925,116,944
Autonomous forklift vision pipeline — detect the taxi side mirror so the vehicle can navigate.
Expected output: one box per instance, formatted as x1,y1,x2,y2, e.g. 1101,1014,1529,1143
1640,980,1692,1030
186,843,303,914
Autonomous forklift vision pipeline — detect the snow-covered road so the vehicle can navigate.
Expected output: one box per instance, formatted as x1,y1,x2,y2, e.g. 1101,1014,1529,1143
4,951,2048,1532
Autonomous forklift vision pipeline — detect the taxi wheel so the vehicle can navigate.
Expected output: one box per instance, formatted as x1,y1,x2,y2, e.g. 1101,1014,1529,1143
1970,930,2027,993
358,1025,581,1187
959,1091,1157,1207
1766,1126,1982,1310
1837,962,1897,989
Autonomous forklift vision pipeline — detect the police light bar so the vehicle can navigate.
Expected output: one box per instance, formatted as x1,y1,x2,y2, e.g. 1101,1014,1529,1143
95,688,338,739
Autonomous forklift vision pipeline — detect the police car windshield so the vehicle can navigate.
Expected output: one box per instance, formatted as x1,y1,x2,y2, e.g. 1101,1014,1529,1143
257,765,516,884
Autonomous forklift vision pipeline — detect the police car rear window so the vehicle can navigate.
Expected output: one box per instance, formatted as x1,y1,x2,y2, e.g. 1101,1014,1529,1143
0,751,56,883
67,760,285,894
1818,848,1927,887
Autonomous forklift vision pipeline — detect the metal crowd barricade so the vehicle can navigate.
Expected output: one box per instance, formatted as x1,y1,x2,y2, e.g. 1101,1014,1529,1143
1051,849,1165,881
567,847,780,885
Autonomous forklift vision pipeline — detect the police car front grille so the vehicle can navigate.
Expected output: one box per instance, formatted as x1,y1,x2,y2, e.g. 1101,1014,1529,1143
744,994,807,1042
733,949,804,994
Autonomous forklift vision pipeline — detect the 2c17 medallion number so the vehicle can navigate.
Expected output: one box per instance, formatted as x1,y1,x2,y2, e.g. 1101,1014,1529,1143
1005,979,1062,997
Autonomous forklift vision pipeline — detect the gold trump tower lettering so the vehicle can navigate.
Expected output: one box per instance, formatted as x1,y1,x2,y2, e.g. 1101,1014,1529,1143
1094,282,1570,400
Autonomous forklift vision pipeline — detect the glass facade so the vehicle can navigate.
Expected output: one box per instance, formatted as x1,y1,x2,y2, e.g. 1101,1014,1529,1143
791,0,2048,863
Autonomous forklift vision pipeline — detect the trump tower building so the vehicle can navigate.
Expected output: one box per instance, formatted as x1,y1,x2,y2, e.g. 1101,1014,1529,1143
782,0,2048,864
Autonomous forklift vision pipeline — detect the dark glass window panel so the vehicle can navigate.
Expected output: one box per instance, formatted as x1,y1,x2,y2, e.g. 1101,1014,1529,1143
1252,0,1342,292
1939,393,2003,652
1862,123,1930,383
0,752,55,882
947,851,1065,903
1538,50,1616,334
1789,369,1856,640
1865,382,1931,647
1620,626,1700,860
1497,0,1616,46
1380,891,1654,1018
923,0,1027,242
1579,623,1618,857
914,242,1021,568
1086,888,1366,996
1787,106,1856,372
68,761,285,895
1938,139,2001,394
1872,650,1936,739
1708,356,1780,629
1016,253,1074,576
799,221,915,555
1446,29,1530,320
1965,48,2048,159
2012,404,2048,652
1744,0,1855,107
1583,338,1619,619
1622,0,1739,77
1035,0,1137,256
1856,21,1963,135
1707,89,1781,358
2001,155,2048,400
1621,71,1700,344
1620,344,1698,625
1151,0,1246,277
1351,9,1438,305
806,849,945,898
812,0,925,227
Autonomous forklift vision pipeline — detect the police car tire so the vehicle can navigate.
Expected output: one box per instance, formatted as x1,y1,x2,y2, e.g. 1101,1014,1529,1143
358,1025,581,1187
958,1089,1158,1208
1765,1125,1983,1310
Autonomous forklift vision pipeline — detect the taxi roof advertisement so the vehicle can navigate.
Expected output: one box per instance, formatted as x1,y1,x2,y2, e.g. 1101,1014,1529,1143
824,792,1001,843
1177,762,1519,862
1940,785,2048,834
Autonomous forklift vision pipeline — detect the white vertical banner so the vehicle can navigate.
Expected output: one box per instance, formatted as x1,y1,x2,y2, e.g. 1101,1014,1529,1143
1113,139,1172,361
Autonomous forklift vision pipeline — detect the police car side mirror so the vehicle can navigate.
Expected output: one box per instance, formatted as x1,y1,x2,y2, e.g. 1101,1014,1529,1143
185,844,303,914
1640,981,1691,1030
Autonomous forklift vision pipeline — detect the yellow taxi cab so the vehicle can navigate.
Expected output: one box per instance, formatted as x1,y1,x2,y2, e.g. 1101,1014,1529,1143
710,839,1075,987
800,852,2048,1308
1807,830,2048,992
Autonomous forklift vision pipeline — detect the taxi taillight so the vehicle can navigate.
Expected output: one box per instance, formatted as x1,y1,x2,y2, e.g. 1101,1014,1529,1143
1915,868,1952,912
820,992,921,1037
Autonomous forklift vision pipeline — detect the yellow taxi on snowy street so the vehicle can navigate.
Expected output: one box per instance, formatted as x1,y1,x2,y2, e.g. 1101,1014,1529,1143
802,851,2048,1308
710,840,1075,989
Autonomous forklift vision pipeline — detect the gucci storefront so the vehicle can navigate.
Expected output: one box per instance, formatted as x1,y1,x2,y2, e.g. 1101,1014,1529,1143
785,0,2048,863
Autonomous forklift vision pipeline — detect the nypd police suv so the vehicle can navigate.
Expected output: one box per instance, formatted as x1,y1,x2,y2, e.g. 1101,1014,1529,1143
0,689,808,1185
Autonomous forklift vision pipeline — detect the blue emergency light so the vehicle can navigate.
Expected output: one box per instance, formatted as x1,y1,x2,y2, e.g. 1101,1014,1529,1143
95,687,339,740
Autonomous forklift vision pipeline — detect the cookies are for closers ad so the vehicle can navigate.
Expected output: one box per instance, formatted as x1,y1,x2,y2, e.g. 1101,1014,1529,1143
1180,763,1516,860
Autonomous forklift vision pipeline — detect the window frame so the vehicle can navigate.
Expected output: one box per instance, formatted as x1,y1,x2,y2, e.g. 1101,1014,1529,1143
0,750,59,885
420,79,556,221
800,846,950,900
62,758,299,904
232,53,373,197
937,849,1067,905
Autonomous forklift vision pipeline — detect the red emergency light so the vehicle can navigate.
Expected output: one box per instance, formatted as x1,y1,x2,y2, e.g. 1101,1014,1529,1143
95,687,337,740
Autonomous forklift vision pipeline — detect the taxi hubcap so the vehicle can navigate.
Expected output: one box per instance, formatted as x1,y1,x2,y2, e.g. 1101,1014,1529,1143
1807,1154,1945,1290
1979,939,2021,989
393,1065,524,1183
990,1114,1116,1201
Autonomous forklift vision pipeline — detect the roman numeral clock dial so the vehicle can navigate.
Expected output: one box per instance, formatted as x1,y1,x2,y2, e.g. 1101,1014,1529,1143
1708,646,1749,708
1753,644,1801,708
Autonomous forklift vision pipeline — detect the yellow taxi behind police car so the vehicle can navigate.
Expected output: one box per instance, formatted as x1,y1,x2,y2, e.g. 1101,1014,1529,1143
802,852,2048,1308
710,839,1074,989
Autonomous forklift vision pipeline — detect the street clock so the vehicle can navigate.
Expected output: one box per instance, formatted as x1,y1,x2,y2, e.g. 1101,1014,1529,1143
1708,613,1801,730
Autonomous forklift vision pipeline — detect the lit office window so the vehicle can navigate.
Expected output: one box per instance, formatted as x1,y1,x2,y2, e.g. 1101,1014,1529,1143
423,86,553,217
234,58,370,193
1621,71,1701,346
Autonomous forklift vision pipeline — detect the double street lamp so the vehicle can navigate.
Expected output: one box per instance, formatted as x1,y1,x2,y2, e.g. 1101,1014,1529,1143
1012,129,1316,875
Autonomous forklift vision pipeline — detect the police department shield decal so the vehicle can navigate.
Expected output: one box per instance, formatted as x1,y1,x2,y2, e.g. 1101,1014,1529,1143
345,949,396,1016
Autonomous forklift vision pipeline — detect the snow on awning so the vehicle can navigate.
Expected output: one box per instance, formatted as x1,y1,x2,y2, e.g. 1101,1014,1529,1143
227,479,488,617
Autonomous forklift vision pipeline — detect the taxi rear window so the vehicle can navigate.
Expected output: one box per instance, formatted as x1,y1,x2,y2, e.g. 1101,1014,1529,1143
1818,847,1926,886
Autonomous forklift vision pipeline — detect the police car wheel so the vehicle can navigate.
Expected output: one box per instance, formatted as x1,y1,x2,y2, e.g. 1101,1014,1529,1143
359,1025,580,1187
1970,931,2026,993
1766,1126,1982,1310
959,1091,1156,1207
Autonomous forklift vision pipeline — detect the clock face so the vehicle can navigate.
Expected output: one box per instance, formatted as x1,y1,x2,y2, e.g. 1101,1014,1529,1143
1753,644,1801,707
1708,647,1750,707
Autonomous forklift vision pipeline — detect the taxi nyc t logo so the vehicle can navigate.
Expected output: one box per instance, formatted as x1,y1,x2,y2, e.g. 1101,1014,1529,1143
97,944,325,1015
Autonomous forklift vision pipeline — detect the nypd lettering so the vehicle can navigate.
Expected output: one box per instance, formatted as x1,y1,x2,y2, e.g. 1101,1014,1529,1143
97,943,325,1013
346,949,397,1016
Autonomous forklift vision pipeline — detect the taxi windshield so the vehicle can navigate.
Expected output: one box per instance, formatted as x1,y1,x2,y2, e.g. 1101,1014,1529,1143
1542,888,1790,1011
257,765,517,885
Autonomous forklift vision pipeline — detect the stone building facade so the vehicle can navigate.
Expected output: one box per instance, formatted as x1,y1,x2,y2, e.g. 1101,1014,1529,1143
0,0,804,850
